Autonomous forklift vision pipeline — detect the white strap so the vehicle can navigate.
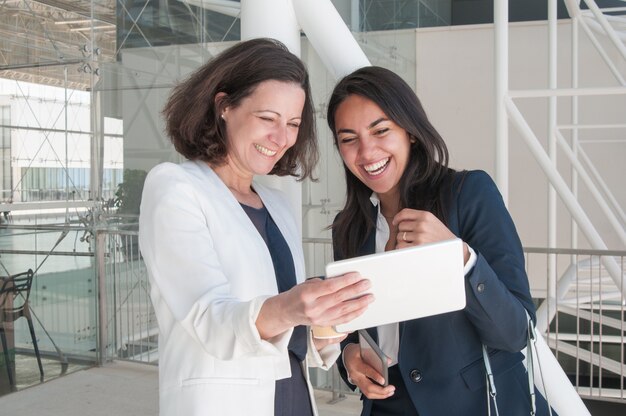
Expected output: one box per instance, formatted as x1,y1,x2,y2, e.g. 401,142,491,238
483,312,552,416
482,344,500,416
484,311,555,416
527,314,553,416
527,317,537,415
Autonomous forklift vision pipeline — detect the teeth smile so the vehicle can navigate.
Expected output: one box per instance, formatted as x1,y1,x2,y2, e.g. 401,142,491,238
363,158,390,175
254,144,277,157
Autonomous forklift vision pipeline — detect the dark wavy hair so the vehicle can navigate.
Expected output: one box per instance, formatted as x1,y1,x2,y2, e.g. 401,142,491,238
327,66,454,258
162,38,318,179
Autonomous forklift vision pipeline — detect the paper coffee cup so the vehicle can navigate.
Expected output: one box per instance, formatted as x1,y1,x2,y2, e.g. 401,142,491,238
312,325,344,339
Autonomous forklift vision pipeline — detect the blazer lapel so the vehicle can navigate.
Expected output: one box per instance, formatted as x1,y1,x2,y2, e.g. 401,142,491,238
359,203,378,257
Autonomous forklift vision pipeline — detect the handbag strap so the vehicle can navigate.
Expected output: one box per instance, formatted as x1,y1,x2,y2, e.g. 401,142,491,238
483,313,554,416
482,344,500,416
527,314,553,416
527,317,537,415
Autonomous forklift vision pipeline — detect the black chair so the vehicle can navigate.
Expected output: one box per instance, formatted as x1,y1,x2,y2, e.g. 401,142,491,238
0,269,44,390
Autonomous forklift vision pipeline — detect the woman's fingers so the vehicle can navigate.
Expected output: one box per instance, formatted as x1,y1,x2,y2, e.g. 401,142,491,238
361,381,396,400
300,272,370,306
301,273,373,326
391,207,426,224
344,344,395,399
317,297,372,328
310,272,369,297
258,273,372,337
393,208,456,247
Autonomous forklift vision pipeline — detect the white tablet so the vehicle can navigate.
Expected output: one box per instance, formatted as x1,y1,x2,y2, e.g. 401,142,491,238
326,238,466,333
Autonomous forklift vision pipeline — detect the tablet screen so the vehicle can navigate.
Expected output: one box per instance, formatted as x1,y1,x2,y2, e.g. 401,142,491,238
326,238,466,332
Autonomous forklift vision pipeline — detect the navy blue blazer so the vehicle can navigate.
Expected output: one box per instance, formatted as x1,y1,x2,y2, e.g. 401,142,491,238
334,170,553,416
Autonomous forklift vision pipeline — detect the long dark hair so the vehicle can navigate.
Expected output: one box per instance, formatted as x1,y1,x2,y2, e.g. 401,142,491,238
162,38,318,179
327,66,454,258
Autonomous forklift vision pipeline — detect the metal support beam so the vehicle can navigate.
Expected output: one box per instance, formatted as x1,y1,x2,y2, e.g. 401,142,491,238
494,0,509,203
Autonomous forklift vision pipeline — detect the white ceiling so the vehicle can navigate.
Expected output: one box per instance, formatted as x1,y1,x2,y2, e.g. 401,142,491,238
0,0,116,90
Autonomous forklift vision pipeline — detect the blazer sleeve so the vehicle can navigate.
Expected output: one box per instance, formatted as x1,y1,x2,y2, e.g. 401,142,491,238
457,170,535,352
139,164,291,361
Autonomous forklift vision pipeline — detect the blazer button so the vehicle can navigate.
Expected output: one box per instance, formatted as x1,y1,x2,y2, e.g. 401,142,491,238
477,283,485,293
409,369,423,383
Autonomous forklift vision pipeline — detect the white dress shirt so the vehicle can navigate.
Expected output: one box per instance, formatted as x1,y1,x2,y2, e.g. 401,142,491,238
370,193,477,366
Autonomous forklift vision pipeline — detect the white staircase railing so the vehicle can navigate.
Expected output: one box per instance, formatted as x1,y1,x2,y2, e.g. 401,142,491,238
498,0,626,408
528,248,626,402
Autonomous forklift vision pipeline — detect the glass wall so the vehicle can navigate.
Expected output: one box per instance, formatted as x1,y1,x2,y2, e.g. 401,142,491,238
0,105,10,202
117,0,240,47
359,0,452,30
0,0,243,395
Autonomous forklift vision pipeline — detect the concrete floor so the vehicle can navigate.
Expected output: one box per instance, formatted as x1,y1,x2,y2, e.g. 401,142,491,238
1,358,624,415
0,360,362,416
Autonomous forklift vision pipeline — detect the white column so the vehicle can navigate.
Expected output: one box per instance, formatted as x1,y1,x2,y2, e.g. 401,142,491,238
293,0,370,79
571,16,579,252
240,0,302,228
240,0,301,54
546,0,559,355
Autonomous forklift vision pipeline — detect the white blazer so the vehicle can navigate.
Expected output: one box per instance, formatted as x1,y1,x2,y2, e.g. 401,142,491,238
139,161,339,416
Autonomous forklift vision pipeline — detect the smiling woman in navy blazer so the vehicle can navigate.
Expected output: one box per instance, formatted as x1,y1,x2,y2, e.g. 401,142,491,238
139,39,373,416
327,66,553,416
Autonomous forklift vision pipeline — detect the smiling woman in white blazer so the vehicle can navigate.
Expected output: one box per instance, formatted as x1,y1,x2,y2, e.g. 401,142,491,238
138,38,372,416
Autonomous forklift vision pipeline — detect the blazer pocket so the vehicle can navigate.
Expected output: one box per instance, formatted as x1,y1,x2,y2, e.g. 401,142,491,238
460,350,523,392
182,377,260,387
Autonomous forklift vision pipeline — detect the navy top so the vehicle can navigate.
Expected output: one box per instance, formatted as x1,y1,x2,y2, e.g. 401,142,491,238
240,203,307,361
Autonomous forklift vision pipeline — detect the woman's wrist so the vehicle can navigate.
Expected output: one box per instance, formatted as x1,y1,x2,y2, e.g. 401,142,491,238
342,343,359,385
255,293,294,340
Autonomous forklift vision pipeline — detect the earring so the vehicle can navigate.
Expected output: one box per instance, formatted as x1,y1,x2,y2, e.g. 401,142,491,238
221,114,225,120
410,137,417,144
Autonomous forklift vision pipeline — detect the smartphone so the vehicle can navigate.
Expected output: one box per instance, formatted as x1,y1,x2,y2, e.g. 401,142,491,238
358,330,389,387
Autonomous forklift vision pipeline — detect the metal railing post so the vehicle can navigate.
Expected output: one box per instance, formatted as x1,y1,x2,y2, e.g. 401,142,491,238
96,229,108,365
